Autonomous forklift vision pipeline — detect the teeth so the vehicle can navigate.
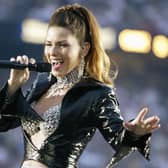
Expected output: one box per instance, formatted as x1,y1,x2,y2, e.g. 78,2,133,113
52,60,63,65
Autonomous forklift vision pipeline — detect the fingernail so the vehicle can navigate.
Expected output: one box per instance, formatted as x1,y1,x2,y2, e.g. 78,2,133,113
144,107,148,111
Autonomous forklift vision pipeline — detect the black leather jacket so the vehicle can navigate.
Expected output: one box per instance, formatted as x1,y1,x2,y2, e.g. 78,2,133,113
0,73,151,168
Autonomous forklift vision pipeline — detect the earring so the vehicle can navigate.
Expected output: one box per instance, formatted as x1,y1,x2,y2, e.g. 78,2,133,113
78,56,85,78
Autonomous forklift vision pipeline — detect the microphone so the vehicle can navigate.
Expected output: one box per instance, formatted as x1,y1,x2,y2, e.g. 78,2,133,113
0,60,51,72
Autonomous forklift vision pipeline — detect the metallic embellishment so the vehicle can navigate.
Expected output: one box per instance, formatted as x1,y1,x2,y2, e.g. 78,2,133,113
21,104,61,150
78,56,85,78
40,105,61,137
46,68,81,97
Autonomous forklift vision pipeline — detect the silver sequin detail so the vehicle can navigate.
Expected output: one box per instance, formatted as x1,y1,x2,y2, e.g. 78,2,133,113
21,104,61,148
40,105,61,137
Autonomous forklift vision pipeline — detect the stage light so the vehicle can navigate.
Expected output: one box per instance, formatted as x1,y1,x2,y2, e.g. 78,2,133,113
152,35,168,59
21,19,48,44
118,29,152,54
21,19,116,49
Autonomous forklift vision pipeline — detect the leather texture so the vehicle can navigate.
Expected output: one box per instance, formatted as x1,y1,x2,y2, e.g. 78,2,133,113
0,73,151,168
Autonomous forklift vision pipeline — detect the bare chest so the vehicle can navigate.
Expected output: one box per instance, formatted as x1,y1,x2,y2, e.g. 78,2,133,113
32,85,70,116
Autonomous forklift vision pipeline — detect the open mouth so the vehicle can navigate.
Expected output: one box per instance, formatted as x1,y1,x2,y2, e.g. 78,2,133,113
51,60,64,70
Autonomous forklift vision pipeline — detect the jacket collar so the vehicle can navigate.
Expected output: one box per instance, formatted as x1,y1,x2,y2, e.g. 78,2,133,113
27,73,111,103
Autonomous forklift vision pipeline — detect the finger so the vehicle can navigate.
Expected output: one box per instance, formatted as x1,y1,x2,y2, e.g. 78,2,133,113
22,55,30,74
144,121,160,132
22,55,29,65
23,70,30,80
146,124,152,129
151,123,161,129
144,116,160,124
144,116,160,125
10,57,16,62
16,55,24,64
148,124,161,133
9,57,16,73
136,107,149,122
29,58,36,64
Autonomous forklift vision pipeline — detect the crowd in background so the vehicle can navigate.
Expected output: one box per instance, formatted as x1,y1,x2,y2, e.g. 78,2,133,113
0,0,167,167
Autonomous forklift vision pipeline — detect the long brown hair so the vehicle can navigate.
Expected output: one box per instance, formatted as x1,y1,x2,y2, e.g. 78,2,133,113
46,3,117,85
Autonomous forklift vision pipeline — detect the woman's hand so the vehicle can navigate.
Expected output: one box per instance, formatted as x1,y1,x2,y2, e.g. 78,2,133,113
123,107,160,136
7,55,35,95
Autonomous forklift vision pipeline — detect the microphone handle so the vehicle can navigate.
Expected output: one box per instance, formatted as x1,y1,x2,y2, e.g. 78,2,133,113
0,60,51,72
0,60,31,69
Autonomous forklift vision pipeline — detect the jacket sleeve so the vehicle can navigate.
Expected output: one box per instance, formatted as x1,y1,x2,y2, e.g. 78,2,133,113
0,83,21,131
94,89,151,168
0,81,43,132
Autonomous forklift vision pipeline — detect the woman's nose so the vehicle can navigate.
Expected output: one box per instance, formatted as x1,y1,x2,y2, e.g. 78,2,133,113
49,46,59,56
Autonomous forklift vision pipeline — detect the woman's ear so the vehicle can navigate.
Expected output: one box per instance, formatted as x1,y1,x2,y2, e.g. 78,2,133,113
81,42,91,57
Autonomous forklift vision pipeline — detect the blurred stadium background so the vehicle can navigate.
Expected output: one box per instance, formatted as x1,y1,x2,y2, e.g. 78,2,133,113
0,0,167,168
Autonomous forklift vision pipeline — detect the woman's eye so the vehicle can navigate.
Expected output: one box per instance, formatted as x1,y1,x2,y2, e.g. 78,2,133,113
45,43,51,46
45,43,69,48
59,43,69,48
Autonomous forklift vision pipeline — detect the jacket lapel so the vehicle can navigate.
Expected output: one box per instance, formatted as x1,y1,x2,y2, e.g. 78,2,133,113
26,73,56,103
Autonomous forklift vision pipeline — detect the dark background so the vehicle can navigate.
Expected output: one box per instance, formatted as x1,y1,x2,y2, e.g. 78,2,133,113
0,0,167,167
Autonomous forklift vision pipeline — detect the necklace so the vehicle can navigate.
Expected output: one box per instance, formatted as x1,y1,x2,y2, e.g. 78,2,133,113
46,68,80,97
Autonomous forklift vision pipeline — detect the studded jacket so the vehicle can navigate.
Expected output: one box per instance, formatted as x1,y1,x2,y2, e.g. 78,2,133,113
0,73,151,168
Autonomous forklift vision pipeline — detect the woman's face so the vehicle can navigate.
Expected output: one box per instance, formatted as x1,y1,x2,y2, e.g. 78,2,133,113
44,26,81,77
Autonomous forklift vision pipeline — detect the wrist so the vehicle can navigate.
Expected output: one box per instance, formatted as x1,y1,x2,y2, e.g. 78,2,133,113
7,79,21,96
